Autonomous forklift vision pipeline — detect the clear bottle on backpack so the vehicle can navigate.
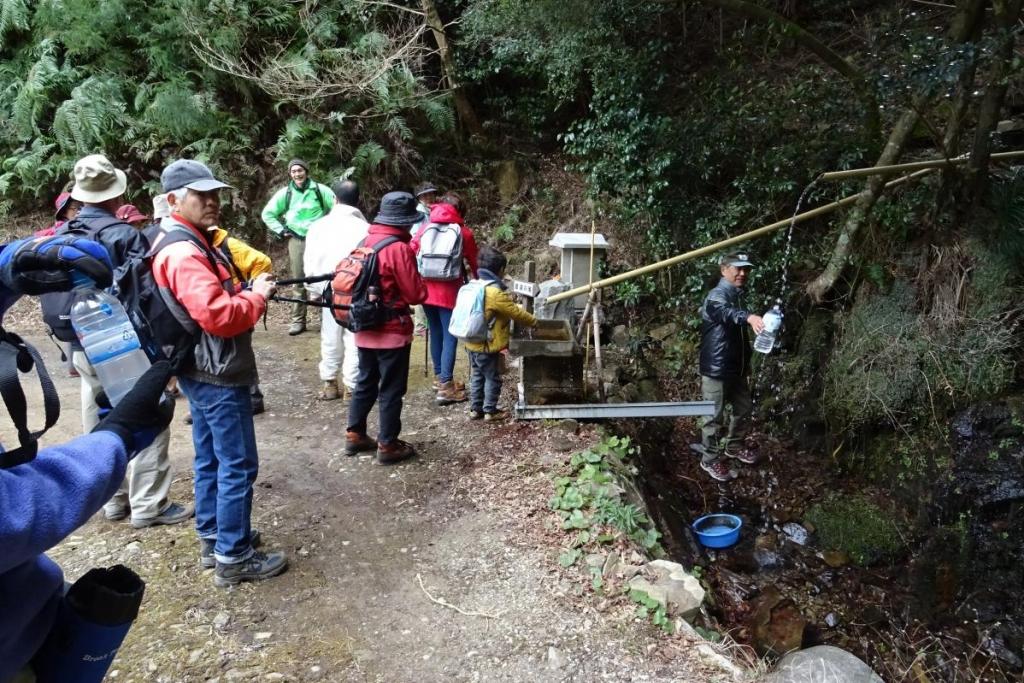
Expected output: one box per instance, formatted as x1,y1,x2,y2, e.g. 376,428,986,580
753,301,783,354
70,280,151,406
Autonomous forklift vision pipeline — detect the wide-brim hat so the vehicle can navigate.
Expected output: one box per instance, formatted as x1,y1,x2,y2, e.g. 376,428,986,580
71,154,127,203
374,191,424,226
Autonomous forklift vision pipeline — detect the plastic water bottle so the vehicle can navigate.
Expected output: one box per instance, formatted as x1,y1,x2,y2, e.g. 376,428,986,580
753,302,783,354
70,283,151,406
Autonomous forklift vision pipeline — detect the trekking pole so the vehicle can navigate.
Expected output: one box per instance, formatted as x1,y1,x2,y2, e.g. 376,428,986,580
274,272,335,287
423,327,429,378
269,294,349,310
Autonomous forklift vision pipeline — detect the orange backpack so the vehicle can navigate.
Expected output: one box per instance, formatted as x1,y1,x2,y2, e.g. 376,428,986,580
327,236,401,331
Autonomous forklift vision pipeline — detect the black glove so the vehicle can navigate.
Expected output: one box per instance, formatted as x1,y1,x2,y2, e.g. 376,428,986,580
0,235,113,295
93,361,175,454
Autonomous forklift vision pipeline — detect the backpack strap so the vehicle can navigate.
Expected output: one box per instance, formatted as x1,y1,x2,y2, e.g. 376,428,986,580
0,328,60,469
147,225,224,281
313,184,327,215
218,240,245,284
363,236,408,317
62,214,127,237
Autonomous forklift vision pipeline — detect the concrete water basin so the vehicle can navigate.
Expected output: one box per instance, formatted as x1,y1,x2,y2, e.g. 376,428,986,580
509,318,577,357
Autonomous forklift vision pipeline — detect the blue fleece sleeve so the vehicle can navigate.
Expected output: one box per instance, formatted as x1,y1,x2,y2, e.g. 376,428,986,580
0,242,21,318
0,432,128,574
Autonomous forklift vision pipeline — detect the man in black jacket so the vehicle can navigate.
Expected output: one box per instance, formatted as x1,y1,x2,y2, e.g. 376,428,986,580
695,253,764,482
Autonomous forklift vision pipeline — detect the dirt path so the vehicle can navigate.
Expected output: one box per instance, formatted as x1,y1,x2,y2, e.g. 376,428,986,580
28,314,721,682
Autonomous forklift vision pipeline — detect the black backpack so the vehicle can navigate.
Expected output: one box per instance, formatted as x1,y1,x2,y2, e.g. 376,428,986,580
40,216,221,370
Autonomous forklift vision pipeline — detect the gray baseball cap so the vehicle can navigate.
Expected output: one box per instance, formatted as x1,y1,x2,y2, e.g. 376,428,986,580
161,159,233,193
720,252,754,268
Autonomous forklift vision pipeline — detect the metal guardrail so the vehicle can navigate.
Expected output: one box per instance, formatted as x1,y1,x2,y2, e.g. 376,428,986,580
514,401,716,420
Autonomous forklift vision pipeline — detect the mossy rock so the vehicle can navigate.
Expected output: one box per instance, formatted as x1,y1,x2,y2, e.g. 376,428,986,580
805,494,904,566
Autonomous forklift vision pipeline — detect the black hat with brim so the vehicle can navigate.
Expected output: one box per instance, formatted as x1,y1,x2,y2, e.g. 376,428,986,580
374,191,423,226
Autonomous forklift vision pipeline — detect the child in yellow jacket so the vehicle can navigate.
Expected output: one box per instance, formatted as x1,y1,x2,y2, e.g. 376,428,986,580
465,246,537,421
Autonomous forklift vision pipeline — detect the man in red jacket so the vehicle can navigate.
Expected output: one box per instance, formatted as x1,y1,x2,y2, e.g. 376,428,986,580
153,159,287,587
344,191,428,465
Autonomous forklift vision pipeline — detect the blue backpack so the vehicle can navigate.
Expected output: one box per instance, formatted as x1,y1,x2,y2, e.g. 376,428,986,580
448,279,496,342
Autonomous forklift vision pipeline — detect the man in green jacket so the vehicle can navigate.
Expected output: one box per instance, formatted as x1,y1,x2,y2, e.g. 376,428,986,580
261,158,335,335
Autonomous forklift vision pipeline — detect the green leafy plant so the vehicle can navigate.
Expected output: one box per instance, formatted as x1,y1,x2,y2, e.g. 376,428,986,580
629,588,673,634
550,435,664,563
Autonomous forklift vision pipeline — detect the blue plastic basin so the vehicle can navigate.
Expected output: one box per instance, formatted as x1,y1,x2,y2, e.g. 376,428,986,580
692,513,743,549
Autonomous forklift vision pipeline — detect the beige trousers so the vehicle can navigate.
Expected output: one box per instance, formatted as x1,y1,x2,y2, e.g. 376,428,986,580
73,351,172,521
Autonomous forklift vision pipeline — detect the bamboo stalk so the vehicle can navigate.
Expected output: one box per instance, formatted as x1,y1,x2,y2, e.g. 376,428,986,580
545,169,934,305
819,149,1024,181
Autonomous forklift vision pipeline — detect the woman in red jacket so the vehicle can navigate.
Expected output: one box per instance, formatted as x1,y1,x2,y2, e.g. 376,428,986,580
411,193,478,405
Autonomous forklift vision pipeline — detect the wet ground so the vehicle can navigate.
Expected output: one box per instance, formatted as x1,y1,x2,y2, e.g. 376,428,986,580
629,417,1023,682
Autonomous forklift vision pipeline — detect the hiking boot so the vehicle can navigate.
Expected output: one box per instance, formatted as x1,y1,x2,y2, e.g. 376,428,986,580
468,409,484,420
201,529,262,569
700,459,735,482
344,431,377,456
725,446,759,465
131,502,195,529
435,380,467,406
484,410,510,422
432,378,463,392
318,379,340,401
104,504,129,522
288,322,306,336
213,550,288,588
376,439,417,465
342,386,353,401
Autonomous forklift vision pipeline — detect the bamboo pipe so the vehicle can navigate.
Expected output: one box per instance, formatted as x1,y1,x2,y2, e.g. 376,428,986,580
545,168,935,305
819,149,1024,181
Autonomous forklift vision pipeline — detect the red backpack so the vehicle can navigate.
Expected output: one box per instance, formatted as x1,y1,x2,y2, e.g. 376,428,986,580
328,236,403,331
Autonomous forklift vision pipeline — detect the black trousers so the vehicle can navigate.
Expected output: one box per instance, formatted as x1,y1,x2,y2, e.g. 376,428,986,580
346,344,411,445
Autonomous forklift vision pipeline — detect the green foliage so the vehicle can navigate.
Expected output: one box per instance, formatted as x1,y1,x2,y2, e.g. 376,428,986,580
805,494,903,565
825,249,1019,436
0,0,454,224
551,435,663,574
493,204,523,243
0,0,29,46
825,284,927,432
629,588,673,634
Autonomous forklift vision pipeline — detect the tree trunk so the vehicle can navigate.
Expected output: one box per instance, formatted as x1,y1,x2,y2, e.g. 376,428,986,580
936,0,987,213
698,0,880,148
965,0,1023,201
805,108,921,303
420,0,485,139
805,0,991,303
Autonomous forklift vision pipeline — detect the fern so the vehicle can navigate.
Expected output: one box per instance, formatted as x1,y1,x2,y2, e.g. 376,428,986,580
0,0,30,47
351,141,387,177
10,39,71,139
52,76,128,154
418,96,455,133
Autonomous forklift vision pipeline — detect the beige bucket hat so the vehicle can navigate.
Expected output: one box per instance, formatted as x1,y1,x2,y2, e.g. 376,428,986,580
70,154,127,203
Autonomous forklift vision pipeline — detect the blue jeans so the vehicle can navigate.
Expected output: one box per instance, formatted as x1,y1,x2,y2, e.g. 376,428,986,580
468,351,502,413
179,378,258,564
422,304,457,383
